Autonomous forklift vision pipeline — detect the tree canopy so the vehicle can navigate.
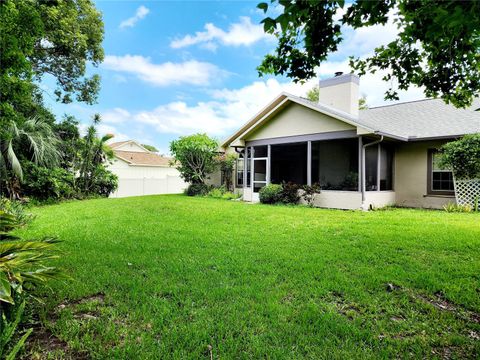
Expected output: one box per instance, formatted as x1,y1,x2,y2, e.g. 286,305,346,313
257,0,480,108
170,134,219,185
0,0,104,126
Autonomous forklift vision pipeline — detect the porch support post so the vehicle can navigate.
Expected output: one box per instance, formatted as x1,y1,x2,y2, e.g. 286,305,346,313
358,137,362,192
267,144,271,185
307,141,312,186
377,143,381,191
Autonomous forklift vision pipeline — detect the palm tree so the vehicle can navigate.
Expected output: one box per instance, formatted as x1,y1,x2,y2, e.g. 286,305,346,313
0,117,60,199
77,114,114,193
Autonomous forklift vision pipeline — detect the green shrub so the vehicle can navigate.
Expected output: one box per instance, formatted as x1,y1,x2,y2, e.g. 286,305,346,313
439,133,480,179
185,183,210,196
0,198,33,227
206,186,240,200
259,184,283,204
88,166,118,197
281,182,300,204
22,162,75,200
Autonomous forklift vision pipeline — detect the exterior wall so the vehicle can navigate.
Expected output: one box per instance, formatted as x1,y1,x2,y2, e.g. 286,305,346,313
114,142,147,152
364,191,396,209
108,158,187,198
307,191,362,210
246,103,355,141
394,140,455,209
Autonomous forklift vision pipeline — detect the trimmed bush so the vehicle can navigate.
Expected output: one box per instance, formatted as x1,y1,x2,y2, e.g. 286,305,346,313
259,184,283,204
186,183,210,196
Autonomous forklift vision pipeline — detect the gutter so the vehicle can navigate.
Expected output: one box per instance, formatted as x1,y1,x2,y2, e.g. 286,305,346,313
361,135,383,210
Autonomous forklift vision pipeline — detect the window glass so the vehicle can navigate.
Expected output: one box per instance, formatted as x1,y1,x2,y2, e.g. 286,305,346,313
311,139,358,190
253,145,268,158
236,156,244,187
431,151,454,192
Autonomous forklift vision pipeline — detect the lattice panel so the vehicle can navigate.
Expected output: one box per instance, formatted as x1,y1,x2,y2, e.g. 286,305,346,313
454,178,480,208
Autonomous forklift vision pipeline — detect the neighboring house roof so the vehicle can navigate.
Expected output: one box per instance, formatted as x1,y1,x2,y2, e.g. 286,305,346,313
113,150,172,167
108,141,131,149
222,93,480,147
108,140,152,152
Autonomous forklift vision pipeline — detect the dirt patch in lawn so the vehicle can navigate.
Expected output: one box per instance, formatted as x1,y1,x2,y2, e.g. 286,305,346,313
328,291,362,320
23,326,90,360
386,284,480,325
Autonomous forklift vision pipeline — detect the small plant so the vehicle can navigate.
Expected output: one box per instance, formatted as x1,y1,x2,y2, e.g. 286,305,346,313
259,184,283,204
0,211,63,359
206,186,241,200
301,183,321,207
0,198,34,227
185,183,210,197
281,182,300,205
443,202,473,213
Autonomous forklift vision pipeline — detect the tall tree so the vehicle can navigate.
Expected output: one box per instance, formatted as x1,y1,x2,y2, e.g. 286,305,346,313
0,117,60,198
0,0,104,126
257,0,480,108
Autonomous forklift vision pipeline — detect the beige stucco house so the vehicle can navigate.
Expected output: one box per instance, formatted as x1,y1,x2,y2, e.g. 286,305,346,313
107,140,187,198
221,74,480,210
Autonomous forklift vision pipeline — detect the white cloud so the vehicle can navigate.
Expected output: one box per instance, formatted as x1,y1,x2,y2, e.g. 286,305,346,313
102,55,226,87
101,108,131,124
99,78,316,139
170,16,272,50
119,5,150,29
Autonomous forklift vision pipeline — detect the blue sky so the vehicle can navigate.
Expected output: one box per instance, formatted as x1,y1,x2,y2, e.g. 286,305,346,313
45,1,423,154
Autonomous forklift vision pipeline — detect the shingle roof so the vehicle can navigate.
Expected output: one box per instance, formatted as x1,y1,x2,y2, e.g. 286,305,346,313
114,150,172,167
359,98,480,140
108,141,130,149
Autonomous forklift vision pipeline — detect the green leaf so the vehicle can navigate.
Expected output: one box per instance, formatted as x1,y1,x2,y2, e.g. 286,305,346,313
257,2,268,13
0,271,14,304
5,328,33,360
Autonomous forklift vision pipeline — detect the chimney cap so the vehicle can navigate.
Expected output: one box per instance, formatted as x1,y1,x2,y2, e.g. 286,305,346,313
334,71,343,77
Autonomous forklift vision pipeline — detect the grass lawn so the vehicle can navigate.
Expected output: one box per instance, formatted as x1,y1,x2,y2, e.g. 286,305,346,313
18,195,480,359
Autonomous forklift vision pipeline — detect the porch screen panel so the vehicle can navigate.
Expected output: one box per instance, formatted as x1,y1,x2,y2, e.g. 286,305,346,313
380,145,393,190
270,142,307,185
311,139,358,190
365,146,378,191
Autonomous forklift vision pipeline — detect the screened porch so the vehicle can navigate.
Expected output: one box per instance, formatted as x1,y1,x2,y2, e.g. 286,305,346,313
235,136,395,208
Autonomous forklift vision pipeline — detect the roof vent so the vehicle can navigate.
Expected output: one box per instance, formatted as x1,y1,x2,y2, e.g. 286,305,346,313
334,71,343,77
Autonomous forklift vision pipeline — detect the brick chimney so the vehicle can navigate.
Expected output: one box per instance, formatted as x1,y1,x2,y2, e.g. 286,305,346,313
318,73,359,117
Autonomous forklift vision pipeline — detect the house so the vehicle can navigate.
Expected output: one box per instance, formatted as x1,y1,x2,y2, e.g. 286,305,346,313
221,74,480,210
107,140,187,198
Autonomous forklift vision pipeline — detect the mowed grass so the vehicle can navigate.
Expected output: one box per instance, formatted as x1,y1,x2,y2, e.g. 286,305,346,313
18,195,480,359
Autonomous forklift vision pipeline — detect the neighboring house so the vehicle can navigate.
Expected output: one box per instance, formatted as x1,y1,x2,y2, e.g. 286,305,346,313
221,73,480,210
107,140,187,198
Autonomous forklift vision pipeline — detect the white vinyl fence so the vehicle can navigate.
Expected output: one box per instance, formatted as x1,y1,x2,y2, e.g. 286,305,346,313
111,175,187,198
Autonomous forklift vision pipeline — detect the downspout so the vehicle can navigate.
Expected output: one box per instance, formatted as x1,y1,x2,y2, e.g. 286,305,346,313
361,135,383,210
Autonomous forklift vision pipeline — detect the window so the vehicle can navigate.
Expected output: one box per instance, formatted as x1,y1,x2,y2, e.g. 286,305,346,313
311,139,358,190
428,150,454,195
236,155,244,187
